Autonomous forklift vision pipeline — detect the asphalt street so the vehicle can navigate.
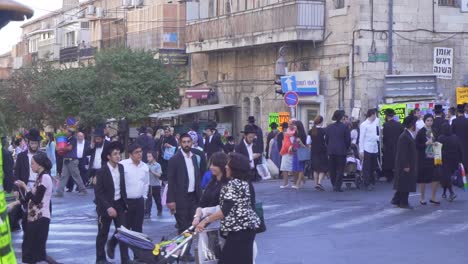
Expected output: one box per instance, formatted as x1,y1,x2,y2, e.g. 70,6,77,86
12,179,468,264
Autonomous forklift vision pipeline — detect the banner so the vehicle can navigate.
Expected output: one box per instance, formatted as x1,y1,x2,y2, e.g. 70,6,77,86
456,87,468,105
378,104,406,125
268,112,290,132
406,102,435,116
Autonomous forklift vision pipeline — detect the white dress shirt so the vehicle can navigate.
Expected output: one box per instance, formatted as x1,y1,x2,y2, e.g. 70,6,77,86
359,119,380,154
120,159,149,199
450,116,456,125
27,152,38,188
107,162,121,201
183,152,196,193
77,140,85,158
93,146,104,169
244,139,255,169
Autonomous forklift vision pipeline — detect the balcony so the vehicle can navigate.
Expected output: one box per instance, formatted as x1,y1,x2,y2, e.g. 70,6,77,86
186,0,325,53
59,46,78,63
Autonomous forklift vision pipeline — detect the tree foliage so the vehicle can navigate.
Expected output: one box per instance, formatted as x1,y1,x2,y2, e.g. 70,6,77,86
0,47,182,131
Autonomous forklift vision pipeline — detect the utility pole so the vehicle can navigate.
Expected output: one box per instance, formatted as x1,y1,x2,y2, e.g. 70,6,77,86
387,0,394,75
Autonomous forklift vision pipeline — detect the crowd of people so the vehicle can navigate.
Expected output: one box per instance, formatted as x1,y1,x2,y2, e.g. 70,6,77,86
2,102,468,263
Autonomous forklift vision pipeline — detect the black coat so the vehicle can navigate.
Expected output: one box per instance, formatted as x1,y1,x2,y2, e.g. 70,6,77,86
451,116,468,169
86,141,109,171
382,120,404,170
393,130,418,192
438,134,463,173
415,127,435,169
251,124,264,154
2,148,14,192
265,130,278,159
432,116,447,140
234,140,261,167
325,121,351,156
14,150,45,184
94,163,128,216
136,134,155,163
167,150,204,209
204,133,224,159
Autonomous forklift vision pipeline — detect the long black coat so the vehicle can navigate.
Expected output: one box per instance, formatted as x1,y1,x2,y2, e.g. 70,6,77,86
382,120,404,171
451,116,468,169
393,130,418,192
325,121,351,156
432,116,447,140
204,133,224,159
14,150,44,184
234,140,261,167
438,134,463,186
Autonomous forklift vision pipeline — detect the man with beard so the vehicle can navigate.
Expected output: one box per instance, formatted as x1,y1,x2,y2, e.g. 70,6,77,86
14,129,44,188
382,109,404,183
167,134,204,262
235,125,262,177
86,129,108,186
391,115,418,209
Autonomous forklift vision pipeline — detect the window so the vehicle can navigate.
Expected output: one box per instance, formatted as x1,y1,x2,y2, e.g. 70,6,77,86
438,0,458,6
29,38,38,53
65,31,76,47
81,21,90,29
243,97,251,123
334,0,345,9
254,97,261,125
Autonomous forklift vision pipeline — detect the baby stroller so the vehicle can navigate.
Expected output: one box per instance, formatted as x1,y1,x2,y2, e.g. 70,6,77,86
342,144,363,189
115,225,198,264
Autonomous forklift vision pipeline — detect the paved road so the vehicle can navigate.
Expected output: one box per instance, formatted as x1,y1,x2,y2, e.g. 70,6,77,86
12,180,468,264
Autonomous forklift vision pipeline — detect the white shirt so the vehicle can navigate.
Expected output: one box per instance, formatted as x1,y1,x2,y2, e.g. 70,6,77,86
107,162,121,201
120,159,149,199
93,146,104,169
350,129,359,145
465,113,468,118
27,152,38,188
359,119,380,154
183,152,196,192
77,140,85,158
208,135,213,143
450,116,456,125
244,139,255,169
306,135,312,145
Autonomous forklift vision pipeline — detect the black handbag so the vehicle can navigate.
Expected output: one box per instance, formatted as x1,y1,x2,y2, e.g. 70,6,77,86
255,202,266,233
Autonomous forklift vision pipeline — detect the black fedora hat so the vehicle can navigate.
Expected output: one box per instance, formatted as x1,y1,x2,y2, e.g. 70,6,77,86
241,125,257,135
93,128,105,137
270,122,278,129
434,104,444,114
248,116,256,123
25,128,43,142
384,108,396,117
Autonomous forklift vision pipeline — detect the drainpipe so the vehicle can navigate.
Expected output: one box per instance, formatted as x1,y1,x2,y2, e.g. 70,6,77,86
387,0,394,75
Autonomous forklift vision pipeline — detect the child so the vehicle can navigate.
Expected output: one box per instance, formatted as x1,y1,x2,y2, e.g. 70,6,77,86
147,151,163,216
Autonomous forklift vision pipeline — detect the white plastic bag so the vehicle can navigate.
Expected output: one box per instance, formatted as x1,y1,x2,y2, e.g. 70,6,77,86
266,159,279,178
256,159,271,180
198,206,223,264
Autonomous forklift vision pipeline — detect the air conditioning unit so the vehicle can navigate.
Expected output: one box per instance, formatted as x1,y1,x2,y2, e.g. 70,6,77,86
87,5,96,15
96,7,104,18
132,0,144,7
122,0,132,7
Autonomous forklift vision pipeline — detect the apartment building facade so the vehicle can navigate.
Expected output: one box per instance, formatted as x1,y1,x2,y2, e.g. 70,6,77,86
186,0,468,133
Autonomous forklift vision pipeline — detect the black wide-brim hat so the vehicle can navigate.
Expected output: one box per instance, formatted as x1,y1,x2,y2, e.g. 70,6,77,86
384,108,396,117
457,104,465,113
25,128,43,142
248,116,256,123
241,125,257,135
434,104,444,114
93,128,105,137
270,122,278,129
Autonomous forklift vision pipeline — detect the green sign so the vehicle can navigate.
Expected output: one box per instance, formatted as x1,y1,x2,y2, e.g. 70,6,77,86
378,103,406,125
368,53,389,62
268,113,279,132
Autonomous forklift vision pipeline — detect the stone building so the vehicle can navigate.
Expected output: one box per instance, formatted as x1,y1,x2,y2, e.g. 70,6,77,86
186,0,468,134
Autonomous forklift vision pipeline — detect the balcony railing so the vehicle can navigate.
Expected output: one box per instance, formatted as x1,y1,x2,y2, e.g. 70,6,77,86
186,0,325,53
79,47,97,58
59,46,78,63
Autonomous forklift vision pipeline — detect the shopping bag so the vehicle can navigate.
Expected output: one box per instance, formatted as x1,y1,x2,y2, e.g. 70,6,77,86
256,163,271,180
297,146,310,161
433,142,443,165
163,146,176,160
460,163,468,192
161,184,168,206
201,171,212,189
266,159,279,178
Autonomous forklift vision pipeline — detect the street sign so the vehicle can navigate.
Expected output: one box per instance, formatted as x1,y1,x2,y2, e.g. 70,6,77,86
284,91,299,107
281,75,297,93
288,71,320,96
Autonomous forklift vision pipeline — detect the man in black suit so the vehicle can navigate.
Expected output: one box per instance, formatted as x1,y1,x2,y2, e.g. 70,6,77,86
432,104,447,140
382,109,404,183
167,134,205,262
95,141,129,264
247,116,264,156
204,122,224,160
326,110,351,192
14,128,43,188
86,129,108,187
235,125,262,179
452,104,468,170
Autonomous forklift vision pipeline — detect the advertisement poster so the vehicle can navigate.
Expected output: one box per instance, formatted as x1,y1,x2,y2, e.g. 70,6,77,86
433,47,453,79
456,87,468,105
268,112,290,132
378,104,406,125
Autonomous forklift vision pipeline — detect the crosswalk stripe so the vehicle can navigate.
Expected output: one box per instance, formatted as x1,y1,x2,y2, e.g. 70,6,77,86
265,205,321,220
47,231,97,237
49,223,97,230
13,247,68,254
52,204,95,214
384,210,458,231
13,239,95,245
53,216,95,221
278,206,363,227
263,204,281,210
329,208,406,229
438,223,468,235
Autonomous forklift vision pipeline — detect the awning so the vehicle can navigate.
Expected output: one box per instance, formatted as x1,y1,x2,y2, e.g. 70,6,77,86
185,88,211,99
149,104,236,119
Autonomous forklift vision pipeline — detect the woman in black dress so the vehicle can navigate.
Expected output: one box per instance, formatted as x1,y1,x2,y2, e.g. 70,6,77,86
438,123,462,201
415,114,440,205
307,116,328,191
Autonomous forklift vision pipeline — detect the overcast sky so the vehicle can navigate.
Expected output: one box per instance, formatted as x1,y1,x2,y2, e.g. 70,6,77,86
0,0,63,55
